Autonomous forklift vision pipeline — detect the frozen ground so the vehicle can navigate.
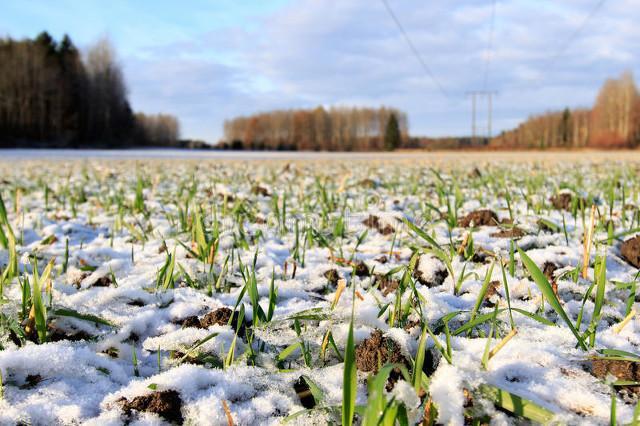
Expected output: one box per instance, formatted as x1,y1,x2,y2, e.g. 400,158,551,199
0,153,639,425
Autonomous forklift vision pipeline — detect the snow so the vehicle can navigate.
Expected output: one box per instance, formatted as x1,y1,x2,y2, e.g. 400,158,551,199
0,155,639,424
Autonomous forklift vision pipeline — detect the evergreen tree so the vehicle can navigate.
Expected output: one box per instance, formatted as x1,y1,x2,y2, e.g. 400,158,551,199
559,107,571,145
384,113,401,151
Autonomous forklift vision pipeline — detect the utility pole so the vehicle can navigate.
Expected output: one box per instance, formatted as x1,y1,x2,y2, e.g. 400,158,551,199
466,90,497,144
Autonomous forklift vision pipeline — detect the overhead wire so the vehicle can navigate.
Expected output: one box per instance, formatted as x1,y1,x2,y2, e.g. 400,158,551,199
503,0,608,92
380,0,450,99
482,0,497,91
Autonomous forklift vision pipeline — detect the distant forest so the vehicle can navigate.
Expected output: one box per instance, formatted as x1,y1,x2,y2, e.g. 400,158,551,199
491,71,640,149
3,32,639,151
220,106,408,151
0,32,181,148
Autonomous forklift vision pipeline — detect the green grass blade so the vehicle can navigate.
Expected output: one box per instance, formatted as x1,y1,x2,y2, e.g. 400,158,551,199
518,248,587,350
52,308,116,327
402,218,442,250
479,384,555,423
413,326,428,393
300,375,325,405
342,296,357,426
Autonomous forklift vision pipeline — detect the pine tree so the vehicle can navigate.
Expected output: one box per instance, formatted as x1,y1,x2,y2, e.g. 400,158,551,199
384,113,401,151
559,107,571,146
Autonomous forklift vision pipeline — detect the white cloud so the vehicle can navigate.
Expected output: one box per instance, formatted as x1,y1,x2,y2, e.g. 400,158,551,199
123,0,640,141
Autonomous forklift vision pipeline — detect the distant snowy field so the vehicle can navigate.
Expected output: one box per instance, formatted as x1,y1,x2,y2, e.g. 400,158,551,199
0,153,639,425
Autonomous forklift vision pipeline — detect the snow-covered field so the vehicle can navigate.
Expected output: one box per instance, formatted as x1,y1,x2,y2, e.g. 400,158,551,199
0,154,639,425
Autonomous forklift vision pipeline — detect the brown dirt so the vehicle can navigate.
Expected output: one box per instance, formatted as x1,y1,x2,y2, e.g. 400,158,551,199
458,209,498,228
354,261,370,277
413,256,448,287
180,316,202,328
180,307,245,336
103,347,119,358
48,327,93,342
469,167,482,178
71,271,90,287
466,246,495,264
323,269,340,286
590,358,640,396
403,319,420,331
362,215,395,235
490,227,526,239
550,193,585,211
483,280,501,307
621,235,640,268
92,275,113,287
20,374,43,389
542,262,558,282
252,185,271,197
359,178,378,188
217,193,235,203
200,307,234,328
118,390,183,423
355,330,405,373
374,274,400,296
375,255,388,264
293,377,316,409
423,348,441,377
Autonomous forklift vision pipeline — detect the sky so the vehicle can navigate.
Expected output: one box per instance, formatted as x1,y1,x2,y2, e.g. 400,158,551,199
1,0,639,143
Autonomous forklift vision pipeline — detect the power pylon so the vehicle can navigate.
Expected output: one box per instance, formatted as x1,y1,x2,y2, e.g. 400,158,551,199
466,90,497,144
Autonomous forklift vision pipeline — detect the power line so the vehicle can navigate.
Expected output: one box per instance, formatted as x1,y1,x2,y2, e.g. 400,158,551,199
380,0,450,99
545,0,607,71
482,0,497,91
502,0,608,92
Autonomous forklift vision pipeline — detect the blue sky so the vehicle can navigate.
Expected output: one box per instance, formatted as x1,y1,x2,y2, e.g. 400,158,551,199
2,0,639,142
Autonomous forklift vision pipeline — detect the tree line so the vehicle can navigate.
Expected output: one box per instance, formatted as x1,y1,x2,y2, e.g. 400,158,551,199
220,106,408,151
0,32,180,147
491,71,640,149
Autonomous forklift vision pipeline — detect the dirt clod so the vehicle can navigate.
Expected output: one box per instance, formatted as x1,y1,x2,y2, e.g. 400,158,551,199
590,358,640,396
490,227,526,239
20,374,43,389
375,255,388,264
118,390,183,423
92,275,113,287
252,185,271,197
355,330,405,373
180,316,202,328
423,348,441,377
542,262,558,282
413,255,448,287
359,178,378,188
48,327,92,342
180,307,244,335
200,307,234,328
354,261,370,277
621,235,640,268
362,215,395,235
323,269,340,286
483,280,501,307
550,192,584,210
458,209,498,228
374,274,399,296
293,377,316,409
